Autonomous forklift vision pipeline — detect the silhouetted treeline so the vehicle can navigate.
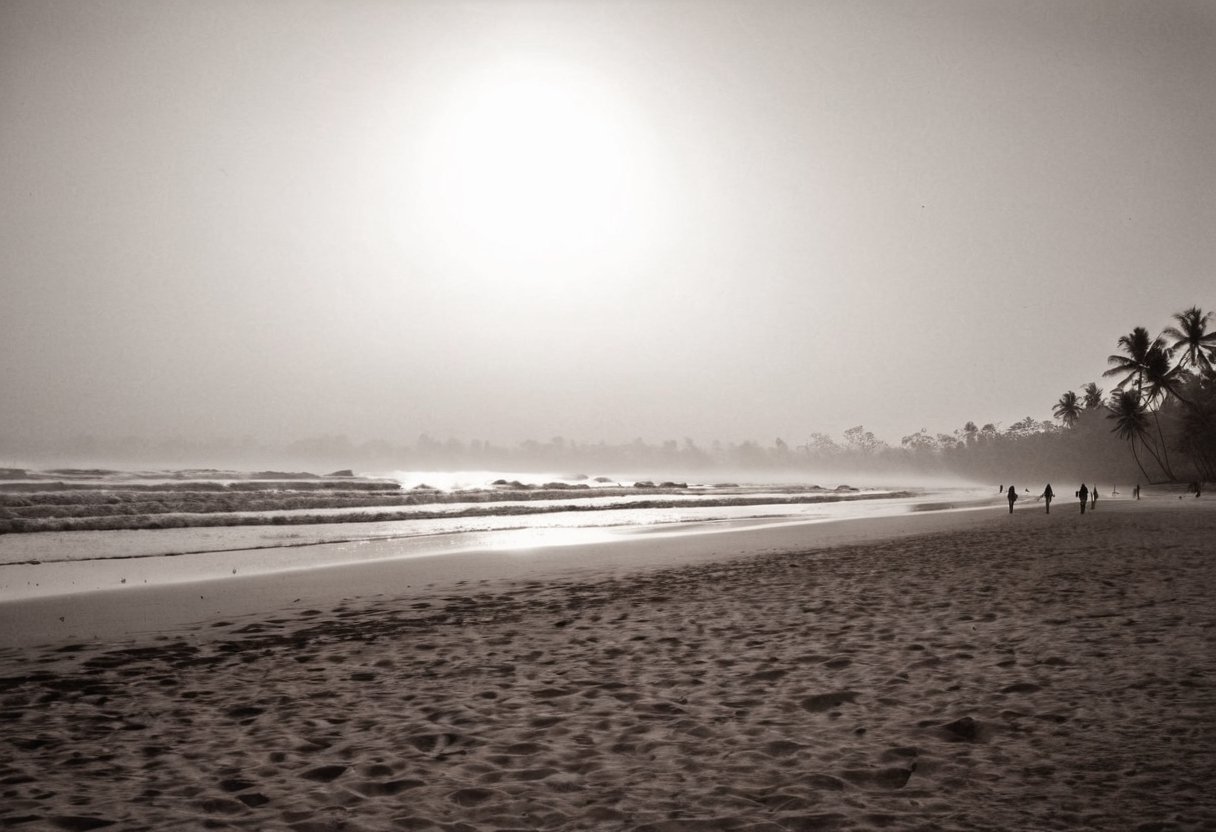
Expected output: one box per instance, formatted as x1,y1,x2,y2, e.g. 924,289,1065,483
1054,305,1216,485
0,418,1142,485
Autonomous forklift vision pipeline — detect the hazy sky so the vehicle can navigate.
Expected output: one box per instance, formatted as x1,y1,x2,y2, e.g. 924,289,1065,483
2,0,1214,448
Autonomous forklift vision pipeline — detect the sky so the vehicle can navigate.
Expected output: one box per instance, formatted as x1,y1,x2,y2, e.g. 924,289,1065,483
2,0,1214,450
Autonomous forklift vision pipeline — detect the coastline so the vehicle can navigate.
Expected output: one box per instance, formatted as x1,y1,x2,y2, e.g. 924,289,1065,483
1,503,1000,649
1,500,1212,829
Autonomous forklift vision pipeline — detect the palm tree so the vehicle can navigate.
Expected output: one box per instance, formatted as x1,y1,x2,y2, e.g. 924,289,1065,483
1053,391,1082,427
1104,327,1168,394
1081,382,1104,410
1107,390,1171,481
1163,306,1216,379
1142,342,1185,407
1104,328,1183,478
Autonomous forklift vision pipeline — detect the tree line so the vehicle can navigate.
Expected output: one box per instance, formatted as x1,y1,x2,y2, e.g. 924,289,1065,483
1053,305,1215,484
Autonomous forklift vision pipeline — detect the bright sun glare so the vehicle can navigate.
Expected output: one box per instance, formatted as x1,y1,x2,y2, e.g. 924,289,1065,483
414,58,666,274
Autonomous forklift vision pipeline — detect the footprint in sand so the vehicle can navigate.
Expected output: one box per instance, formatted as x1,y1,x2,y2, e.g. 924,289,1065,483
224,705,264,721
937,716,983,742
447,786,506,807
353,778,425,796
841,765,916,790
761,740,804,757
1001,682,1043,694
801,691,860,712
301,765,347,782
49,819,116,831
408,733,474,754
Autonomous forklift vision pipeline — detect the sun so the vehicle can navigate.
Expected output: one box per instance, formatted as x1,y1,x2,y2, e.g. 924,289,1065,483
411,57,666,274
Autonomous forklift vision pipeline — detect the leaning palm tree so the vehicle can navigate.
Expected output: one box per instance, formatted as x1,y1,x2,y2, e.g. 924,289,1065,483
1107,389,1171,481
1053,391,1082,427
1081,382,1104,410
1163,306,1216,379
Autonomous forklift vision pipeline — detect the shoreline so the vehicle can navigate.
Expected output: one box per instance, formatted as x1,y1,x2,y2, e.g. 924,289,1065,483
1,501,1212,829
0,504,1003,649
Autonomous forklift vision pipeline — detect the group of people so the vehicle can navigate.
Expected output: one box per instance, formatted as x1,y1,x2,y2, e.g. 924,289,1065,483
1000,482,1124,514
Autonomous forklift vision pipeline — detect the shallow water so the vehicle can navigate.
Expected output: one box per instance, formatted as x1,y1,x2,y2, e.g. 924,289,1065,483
0,485,994,600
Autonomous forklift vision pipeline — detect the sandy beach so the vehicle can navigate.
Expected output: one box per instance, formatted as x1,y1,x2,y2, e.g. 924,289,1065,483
2,500,1214,831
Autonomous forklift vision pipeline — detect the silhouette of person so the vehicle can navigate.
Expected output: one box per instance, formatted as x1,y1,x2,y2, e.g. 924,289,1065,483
1007,484,1018,514
1091,487,1098,510
999,484,1004,493
1078,483,1089,514
1190,481,1202,498
1042,483,1054,514
1134,483,1141,500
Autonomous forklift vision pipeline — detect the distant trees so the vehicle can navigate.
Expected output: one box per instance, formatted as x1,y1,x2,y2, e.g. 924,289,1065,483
1091,306,1216,483
1053,391,1082,428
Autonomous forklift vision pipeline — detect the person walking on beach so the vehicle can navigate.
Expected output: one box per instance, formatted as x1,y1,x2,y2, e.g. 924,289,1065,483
1091,487,1098,510
1078,483,1089,514
1007,484,1018,514
1042,483,1054,514
1134,483,1141,500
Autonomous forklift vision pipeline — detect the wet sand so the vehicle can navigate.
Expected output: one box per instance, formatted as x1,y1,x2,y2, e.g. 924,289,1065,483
1,501,1214,830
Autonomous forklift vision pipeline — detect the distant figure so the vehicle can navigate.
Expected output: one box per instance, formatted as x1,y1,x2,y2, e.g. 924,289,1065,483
1000,484,1005,493
1078,483,1089,514
1134,483,1141,500
1007,484,1018,514
1042,483,1054,514
1190,481,1202,498
1091,487,1098,510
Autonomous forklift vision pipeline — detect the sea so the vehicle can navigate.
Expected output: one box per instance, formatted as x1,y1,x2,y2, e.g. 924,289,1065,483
0,469,994,601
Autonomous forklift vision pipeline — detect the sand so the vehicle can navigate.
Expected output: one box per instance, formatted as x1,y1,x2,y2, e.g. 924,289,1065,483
1,501,1214,831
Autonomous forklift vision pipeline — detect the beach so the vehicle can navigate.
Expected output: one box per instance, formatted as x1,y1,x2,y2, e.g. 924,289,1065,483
2,500,1214,831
